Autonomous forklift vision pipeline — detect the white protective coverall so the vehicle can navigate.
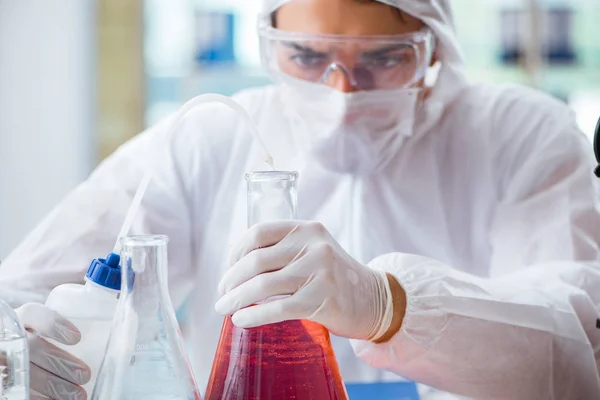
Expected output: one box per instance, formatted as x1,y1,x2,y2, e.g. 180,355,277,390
1,0,600,398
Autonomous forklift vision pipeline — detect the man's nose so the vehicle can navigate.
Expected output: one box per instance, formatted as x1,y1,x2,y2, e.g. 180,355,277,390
321,64,358,93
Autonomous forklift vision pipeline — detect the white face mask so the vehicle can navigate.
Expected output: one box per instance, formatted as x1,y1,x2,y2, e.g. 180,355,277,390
279,75,422,175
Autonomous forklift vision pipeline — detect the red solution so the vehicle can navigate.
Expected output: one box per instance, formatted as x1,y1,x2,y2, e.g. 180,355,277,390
205,317,349,400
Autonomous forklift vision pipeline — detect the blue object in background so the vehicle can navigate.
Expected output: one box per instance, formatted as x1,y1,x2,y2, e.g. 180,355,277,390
195,11,236,65
345,382,419,400
499,7,576,65
545,8,576,64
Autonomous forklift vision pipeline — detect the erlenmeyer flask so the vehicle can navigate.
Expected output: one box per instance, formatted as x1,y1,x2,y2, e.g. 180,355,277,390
92,235,201,400
205,171,348,400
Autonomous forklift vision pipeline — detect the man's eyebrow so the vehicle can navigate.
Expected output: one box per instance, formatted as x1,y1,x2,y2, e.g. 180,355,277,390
362,43,412,58
281,41,328,54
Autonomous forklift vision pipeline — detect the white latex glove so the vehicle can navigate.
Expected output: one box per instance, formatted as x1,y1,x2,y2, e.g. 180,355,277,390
215,220,393,341
15,303,90,400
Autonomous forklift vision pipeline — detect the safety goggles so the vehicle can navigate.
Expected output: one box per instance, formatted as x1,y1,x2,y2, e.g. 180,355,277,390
258,17,435,91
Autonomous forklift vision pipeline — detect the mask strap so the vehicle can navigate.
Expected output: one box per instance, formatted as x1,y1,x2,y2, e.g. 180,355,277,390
424,60,442,88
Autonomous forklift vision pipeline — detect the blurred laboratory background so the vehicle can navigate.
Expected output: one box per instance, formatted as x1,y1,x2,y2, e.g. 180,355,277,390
0,0,599,259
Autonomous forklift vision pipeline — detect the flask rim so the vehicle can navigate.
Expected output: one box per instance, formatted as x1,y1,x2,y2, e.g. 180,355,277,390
245,171,299,182
119,235,169,247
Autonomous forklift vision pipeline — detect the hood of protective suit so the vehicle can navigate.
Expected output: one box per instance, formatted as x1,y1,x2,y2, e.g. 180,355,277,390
262,0,468,140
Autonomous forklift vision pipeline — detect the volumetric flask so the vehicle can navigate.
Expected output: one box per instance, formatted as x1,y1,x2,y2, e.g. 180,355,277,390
92,235,201,400
205,171,348,400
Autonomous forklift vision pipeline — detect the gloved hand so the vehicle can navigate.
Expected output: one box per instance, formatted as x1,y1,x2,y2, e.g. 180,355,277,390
215,220,393,341
15,303,90,400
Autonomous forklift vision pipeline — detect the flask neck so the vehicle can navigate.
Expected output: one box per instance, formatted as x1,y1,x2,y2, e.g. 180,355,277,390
119,236,173,344
246,171,299,227
120,235,170,300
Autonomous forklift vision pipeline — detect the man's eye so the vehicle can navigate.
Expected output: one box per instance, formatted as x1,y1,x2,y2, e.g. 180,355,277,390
363,55,411,68
290,54,327,68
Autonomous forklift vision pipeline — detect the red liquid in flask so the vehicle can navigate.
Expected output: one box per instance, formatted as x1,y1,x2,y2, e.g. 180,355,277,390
205,317,348,400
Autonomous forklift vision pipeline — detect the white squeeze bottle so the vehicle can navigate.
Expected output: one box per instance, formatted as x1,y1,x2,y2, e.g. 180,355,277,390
45,252,121,396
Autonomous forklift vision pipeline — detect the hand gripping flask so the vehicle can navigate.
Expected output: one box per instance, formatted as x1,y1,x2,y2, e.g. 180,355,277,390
205,171,348,400
92,235,201,400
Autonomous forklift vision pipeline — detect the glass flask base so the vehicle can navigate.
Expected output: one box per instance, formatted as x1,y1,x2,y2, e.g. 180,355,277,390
205,317,348,400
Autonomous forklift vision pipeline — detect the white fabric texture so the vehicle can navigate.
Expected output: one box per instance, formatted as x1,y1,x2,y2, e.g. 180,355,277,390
0,0,599,398
15,303,90,400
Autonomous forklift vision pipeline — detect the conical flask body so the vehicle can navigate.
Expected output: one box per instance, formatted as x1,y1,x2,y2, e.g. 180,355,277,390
206,171,348,399
92,235,201,400
205,317,348,399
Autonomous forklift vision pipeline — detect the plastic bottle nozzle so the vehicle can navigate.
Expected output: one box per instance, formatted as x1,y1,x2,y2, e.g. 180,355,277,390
106,252,121,267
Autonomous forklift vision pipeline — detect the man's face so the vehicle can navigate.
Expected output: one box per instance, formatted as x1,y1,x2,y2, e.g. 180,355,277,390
275,0,425,92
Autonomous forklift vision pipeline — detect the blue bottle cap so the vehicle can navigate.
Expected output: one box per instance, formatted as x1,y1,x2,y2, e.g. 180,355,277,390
86,252,122,291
